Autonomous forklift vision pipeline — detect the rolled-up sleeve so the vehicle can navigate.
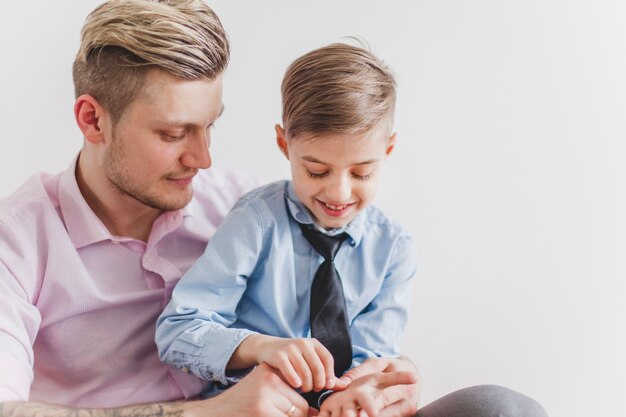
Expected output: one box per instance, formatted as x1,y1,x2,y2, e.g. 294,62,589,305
155,196,266,385
0,221,40,401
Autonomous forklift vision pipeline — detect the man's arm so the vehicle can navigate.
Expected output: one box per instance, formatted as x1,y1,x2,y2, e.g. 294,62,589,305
0,364,310,417
0,400,187,417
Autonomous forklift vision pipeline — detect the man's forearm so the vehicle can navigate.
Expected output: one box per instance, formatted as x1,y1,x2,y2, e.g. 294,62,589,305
0,401,186,417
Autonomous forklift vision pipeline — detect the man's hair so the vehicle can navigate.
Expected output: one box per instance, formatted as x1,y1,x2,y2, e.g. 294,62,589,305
73,0,230,124
281,42,396,140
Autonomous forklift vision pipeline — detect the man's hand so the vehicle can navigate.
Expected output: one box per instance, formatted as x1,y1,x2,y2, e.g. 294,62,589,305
183,363,310,417
322,357,421,417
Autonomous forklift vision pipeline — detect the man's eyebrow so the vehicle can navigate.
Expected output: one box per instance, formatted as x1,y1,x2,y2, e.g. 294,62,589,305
158,104,225,128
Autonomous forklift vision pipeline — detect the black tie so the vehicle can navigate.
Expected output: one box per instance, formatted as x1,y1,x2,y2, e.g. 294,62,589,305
299,222,353,380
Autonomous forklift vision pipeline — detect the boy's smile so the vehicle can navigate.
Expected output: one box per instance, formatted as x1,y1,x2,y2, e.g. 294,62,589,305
276,122,396,229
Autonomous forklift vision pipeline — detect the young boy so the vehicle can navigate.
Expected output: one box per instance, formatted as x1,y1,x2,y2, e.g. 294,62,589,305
155,42,417,409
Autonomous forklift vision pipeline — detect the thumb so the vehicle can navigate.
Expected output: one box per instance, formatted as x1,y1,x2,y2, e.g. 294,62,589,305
373,371,417,389
339,359,389,385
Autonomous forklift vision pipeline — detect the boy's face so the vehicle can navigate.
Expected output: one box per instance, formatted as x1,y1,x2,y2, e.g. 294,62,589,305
276,122,396,229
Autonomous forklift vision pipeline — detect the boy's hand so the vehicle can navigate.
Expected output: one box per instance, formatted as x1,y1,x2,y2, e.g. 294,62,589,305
255,335,337,392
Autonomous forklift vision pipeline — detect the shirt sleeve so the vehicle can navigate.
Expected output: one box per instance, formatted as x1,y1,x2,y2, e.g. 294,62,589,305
0,220,41,401
349,233,417,367
155,196,267,385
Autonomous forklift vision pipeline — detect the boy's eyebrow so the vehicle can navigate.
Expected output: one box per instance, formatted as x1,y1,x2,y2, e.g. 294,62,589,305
302,156,380,165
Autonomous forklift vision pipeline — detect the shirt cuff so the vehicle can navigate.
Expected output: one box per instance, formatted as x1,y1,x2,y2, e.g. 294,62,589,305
199,328,257,385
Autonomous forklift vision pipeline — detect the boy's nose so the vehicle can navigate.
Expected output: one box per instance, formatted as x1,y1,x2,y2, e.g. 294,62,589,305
325,176,351,202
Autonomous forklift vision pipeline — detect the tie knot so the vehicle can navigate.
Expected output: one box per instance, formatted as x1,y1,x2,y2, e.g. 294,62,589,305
299,223,348,261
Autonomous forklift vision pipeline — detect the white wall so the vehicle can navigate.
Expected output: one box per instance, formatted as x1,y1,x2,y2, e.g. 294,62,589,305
1,1,624,416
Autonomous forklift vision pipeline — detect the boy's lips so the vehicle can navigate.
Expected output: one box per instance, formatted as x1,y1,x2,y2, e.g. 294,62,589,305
317,200,356,217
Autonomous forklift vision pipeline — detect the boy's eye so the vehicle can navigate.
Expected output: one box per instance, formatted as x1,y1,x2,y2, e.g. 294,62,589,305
352,172,372,181
306,169,328,179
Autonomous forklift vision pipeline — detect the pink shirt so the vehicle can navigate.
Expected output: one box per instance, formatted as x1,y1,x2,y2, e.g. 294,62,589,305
0,157,258,407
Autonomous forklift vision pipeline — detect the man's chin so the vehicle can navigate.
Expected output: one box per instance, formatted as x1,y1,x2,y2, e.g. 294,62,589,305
139,190,193,212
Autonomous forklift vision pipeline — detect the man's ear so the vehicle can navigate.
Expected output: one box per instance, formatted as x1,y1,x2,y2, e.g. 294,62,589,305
385,132,397,156
275,124,290,160
74,94,108,144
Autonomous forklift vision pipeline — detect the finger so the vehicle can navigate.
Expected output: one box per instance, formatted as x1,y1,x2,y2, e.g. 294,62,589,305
275,353,303,388
313,341,336,389
378,398,418,417
302,341,330,391
341,406,358,417
372,370,417,390
271,370,310,415
291,350,314,392
379,383,415,407
339,358,388,384
331,405,343,417
308,406,320,417
355,392,381,417
332,376,350,391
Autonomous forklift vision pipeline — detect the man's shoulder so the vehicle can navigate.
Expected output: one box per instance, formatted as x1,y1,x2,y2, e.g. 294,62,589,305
0,172,63,231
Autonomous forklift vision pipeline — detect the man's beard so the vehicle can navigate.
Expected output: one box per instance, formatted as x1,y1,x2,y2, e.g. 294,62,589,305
102,137,193,212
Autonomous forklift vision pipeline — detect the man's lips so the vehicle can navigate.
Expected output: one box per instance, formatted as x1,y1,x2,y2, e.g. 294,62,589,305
167,174,195,186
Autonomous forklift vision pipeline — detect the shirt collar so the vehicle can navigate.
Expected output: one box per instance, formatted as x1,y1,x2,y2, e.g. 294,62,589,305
284,181,365,245
58,154,187,249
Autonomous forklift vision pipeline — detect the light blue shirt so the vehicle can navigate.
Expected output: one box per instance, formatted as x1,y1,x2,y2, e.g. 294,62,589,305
155,180,417,386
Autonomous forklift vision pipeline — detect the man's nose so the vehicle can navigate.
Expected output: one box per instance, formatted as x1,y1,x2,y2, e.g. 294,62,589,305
182,133,212,169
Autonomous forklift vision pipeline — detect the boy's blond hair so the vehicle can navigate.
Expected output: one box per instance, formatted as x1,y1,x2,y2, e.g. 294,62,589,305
73,0,229,124
281,42,396,140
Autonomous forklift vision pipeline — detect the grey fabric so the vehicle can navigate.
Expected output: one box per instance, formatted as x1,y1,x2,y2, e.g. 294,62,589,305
415,385,548,417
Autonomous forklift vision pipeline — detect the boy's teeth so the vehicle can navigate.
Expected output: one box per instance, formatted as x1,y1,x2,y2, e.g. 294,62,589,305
325,202,348,210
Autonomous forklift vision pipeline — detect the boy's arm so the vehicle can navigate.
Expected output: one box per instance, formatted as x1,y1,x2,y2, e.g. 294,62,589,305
349,233,417,363
155,197,265,385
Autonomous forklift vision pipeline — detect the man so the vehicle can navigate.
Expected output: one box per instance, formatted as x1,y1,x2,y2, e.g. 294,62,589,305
0,1,548,416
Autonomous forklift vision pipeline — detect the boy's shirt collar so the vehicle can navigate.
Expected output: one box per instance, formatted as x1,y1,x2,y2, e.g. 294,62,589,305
284,180,364,246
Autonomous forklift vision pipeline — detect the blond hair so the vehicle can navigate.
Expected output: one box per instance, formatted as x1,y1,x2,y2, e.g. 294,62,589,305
73,0,229,124
281,42,396,140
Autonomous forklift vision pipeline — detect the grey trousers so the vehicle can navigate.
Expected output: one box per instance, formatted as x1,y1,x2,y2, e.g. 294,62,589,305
415,385,548,417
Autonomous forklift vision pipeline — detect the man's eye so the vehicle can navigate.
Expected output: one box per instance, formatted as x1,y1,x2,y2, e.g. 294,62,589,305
162,133,185,142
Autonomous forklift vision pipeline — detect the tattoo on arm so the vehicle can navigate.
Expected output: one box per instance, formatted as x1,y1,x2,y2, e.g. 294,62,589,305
0,401,185,417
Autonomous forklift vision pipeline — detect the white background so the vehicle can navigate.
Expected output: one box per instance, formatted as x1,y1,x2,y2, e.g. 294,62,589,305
1,1,624,416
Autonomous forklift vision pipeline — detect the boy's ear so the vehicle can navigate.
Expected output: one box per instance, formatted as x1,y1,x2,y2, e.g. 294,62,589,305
74,94,108,145
275,124,290,160
385,132,397,156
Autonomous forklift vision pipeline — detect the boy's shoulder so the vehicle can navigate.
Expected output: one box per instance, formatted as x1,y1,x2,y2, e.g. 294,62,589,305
237,179,290,207
360,205,413,241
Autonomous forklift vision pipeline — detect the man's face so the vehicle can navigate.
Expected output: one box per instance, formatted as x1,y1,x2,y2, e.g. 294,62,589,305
102,69,223,211
279,122,395,229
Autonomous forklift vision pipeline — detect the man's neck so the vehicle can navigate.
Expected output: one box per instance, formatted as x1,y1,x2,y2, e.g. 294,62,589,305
75,152,161,242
